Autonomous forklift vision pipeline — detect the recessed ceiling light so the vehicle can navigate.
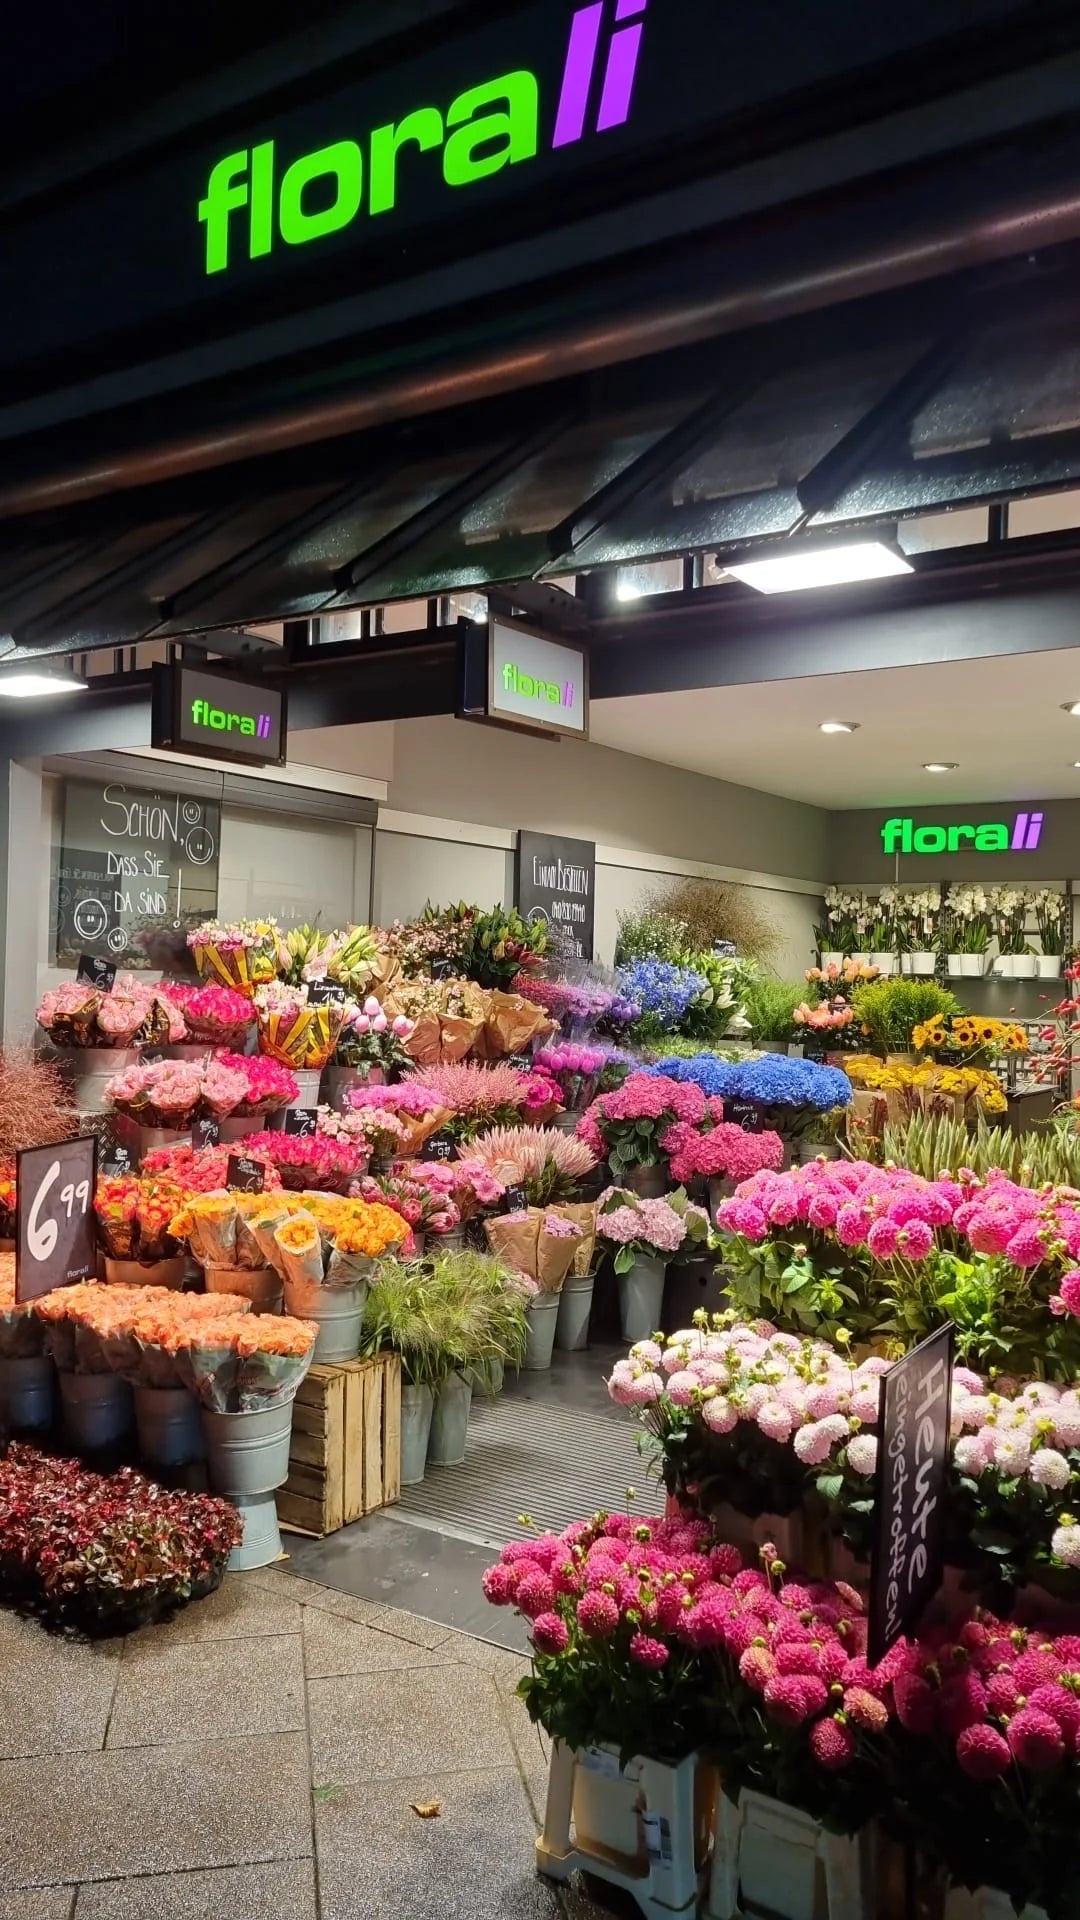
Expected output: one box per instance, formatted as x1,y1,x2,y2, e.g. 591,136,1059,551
0,671,87,699
1061,702,1080,716
819,720,859,735
923,761,958,772
726,540,913,595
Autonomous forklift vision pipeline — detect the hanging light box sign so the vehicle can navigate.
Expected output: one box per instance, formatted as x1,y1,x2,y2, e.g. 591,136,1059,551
459,617,588,741
151,663,287,767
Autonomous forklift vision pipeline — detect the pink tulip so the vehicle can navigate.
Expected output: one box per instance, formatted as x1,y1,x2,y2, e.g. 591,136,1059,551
372,1013,388,1033
392,1015,412,1037
354,1014,371,1034
363,996,381,1017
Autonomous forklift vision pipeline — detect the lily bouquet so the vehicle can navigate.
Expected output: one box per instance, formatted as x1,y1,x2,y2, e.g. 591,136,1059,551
187,917,283,994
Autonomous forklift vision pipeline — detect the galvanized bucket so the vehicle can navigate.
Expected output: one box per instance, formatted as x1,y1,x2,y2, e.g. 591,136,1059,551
283,1279,365,1361
201,1400,294,1497
427,1371,472,1466
617,1255,666,1344
104,1256,186,1289
556,1274,594,1352
523,1294,560,1370
58,1369,134,1449
0,1354,54,1432
206,1264,283,1315
229,1493,284,1571
400,1383,434,1485
134,1384,204,1467
324,1065,385,1113
51,1046,143,1115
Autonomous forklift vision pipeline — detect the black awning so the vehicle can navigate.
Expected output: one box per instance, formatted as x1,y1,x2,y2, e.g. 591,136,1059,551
7,258,1080,661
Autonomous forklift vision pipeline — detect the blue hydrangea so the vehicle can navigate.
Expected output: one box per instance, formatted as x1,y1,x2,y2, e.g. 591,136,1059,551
646,1052,852,1110
614,959,709,1033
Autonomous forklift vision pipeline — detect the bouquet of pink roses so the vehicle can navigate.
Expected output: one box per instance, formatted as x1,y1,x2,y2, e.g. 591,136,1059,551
211,1050,298,1117
37,975,185,1049
105,1055,251,1128
165,982,256,1048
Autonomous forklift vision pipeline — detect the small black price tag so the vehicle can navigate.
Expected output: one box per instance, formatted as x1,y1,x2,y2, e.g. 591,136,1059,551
421,1133,456,1163
282,1107,318,1137
193,1117,220,1148
76,954,116,991
102,1144,132,1178
712,940,737,958
308,980,347,1005
502,1183,528,1213
16,1135,98,1302
727,1099,765,1133
226,1154,265,1194
505,1053,533,1071
430,958,455,981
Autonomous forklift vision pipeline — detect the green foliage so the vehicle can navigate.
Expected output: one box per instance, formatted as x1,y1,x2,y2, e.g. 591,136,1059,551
849,978,959,1054
614,906,688,964
880,1111,1080,1187
742,976,805,1044
361,1249,527,1385
417,902,547,987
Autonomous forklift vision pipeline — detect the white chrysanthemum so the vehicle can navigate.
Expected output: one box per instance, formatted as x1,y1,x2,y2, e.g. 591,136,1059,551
1029,1448,1072,1491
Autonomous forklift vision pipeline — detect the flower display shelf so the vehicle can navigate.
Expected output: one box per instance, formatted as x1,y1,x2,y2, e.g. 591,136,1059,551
706,1790,872,1920
536,1740,715,1920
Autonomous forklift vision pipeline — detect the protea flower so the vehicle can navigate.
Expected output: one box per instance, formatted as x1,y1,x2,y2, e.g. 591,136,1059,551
468,1125,596,1203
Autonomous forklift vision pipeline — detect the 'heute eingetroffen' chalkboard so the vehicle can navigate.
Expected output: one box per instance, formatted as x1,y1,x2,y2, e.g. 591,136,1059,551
515,831,595,964
54,778,220,969
868,1320,955,1665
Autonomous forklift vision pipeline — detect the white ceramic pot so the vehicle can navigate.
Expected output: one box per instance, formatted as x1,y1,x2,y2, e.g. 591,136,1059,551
991,955,1013,979
946,954,965,978
960,953,987,977
849,953,870,968
1012,952,1037,978
874,953,898,977
1037,953,1062,978
909,950,937,975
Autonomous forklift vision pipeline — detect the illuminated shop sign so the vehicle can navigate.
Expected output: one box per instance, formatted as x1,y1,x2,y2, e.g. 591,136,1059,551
197,1,648,274
880,812,1045,855
151,664,286,766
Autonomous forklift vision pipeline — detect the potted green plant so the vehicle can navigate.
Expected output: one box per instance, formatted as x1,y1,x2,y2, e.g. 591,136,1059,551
426,1246,528,1455
815,889,859,968
849,978,959,1060
1032,888,1066,979
743,977,805,1054
989,886,1032,981
360,1259,462,1483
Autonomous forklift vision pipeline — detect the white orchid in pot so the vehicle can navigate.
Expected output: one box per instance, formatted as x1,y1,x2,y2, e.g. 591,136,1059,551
945,884,992,979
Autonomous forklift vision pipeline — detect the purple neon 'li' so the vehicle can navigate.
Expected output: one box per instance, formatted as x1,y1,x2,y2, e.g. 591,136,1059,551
552,2,604,147
598,0,648,131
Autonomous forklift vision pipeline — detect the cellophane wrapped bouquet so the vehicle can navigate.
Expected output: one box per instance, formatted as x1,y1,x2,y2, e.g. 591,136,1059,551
250,1191,409,1314
37,974,185,1048
242,1126,364,1193
104,1056,252,1129
187,917,283,995
254,981,348,1071
94,1174,186,1264
344,1083,454,1156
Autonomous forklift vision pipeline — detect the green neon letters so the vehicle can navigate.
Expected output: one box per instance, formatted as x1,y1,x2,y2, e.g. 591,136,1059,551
198,71,540,274
880,812,1044,855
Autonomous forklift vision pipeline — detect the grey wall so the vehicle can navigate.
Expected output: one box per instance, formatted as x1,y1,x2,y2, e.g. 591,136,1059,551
829,799,1079,884
301,717,829,882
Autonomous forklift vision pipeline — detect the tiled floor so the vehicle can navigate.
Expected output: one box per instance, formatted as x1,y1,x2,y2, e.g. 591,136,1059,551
0,1568,613,1919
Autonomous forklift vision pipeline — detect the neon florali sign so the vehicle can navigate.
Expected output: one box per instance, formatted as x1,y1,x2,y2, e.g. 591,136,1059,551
881,812,1045,855
198,1,649,273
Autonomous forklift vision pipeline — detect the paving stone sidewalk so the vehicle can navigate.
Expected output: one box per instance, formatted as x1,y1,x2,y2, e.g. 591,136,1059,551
0,1568,609,1919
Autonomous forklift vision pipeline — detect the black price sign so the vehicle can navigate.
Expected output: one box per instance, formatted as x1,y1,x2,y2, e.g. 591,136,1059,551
421,1133,456,1163
868,1322,955,1666
506,1053,533,1072
727,1100,765,1133
430,958,455,981
308,980,347,1005
102,1143,132,1177
713,940,737,957
282,1108,318,1137
193,1117,220,1148
16,1135,98,1303
226,1154,265,1194
76,954,116,991
502,1183,528,1213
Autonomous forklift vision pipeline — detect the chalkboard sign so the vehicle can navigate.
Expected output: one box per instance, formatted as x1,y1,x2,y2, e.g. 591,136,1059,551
193,1117,220,1148
506,1053,533,1072
431,958,455,981
54,778,220,970
102,1144,133,1177
16,1135,98,1302
308,980,347,1005
282,1108,318,1137
727,1100,765,1133
226,1154,265,1194
421,1133,456,1163
868,1322,954,1665
503,1183,528,1213
76,954,116,992
515,831,595,964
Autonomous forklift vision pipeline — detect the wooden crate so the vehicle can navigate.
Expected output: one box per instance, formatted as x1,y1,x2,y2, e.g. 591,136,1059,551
276,1353,401,1537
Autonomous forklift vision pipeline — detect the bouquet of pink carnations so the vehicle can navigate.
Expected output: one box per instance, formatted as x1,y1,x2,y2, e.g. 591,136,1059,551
37,975,185,1049
319,1102,409,1164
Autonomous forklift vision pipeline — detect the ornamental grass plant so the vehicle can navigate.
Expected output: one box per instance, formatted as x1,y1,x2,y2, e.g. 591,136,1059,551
742,976,805,1046
849,978,959,1055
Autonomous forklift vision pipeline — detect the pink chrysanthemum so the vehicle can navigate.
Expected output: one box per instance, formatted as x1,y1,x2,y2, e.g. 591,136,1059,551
1008,1706,1065,1771
516,1571,557,1620
810,1716,857,1770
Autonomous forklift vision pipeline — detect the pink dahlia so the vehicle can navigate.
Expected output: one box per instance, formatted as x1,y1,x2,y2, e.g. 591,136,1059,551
810,1717,857,1770
577,1591,620,1638
516,1571,557,1620
764,1674,828,1725
956,1723,1012,1779
531,1612,570,1656
629,1632,669,1669
1007,1706,1065,1771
